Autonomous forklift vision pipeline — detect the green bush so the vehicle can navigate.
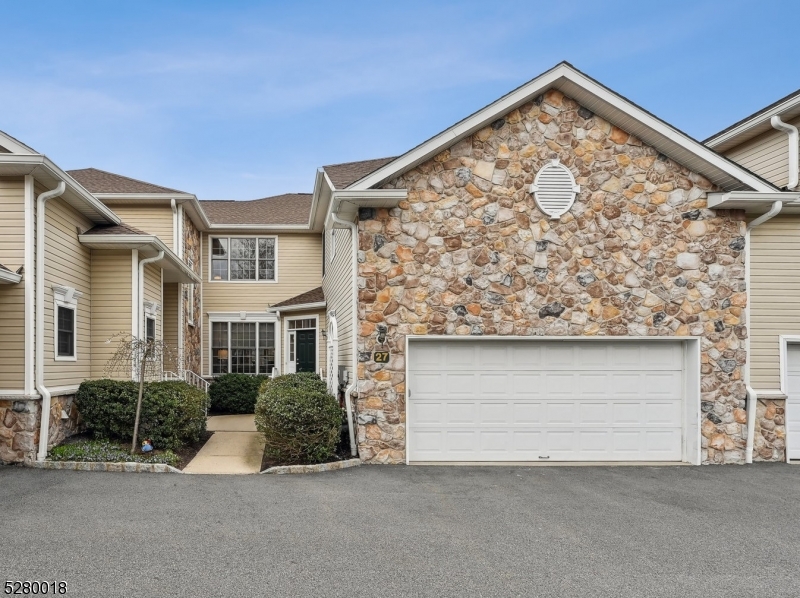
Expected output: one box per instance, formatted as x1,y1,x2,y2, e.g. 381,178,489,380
76,379,208,450
255,372,342,464
48,440,179,467
209,373,269,414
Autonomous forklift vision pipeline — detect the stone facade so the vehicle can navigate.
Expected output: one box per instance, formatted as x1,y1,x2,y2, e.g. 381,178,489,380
0,394,80,464
183,211,202,373
355,88,751,465
753,398,785,461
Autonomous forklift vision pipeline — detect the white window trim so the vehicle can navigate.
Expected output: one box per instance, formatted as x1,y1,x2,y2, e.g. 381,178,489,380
52,284,83,362
208,235,279,284
208,312,281,376
283,314,319,375
142,300,161,341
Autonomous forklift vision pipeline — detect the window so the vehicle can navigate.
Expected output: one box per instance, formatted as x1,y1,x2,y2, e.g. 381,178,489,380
212,321,276,375
53,284,82,361
210,237,276,281
288,318,316,330
57,306,75,358
145,317,156,343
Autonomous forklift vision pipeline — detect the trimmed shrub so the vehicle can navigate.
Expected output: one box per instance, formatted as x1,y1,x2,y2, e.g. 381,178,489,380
76,379,208,450
255,372,342,464
209,373,269,414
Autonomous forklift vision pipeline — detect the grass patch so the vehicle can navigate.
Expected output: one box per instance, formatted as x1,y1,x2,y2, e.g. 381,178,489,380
48,439,179,467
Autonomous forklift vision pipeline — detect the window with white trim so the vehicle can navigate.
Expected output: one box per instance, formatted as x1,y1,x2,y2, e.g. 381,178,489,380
53,284,82,361
211,237,276,281
145,317,156,342
212,321,276,375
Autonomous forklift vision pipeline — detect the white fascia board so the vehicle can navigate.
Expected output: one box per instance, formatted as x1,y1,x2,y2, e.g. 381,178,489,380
325,186,407,228
78,234,201,284
267,301,326,313
708,191,800,211
351,63,776,193
0,269,22,284
705,94,800,149
205,223,310,232
0,154,120,224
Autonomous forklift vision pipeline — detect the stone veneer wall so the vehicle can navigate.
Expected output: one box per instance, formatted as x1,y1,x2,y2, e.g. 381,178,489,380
0,395,80,464
754,398,785,461
183,212,202,373
355,89,751,465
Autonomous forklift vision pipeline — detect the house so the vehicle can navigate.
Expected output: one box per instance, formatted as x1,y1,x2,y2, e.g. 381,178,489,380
2,61,799,466
705,92,800,461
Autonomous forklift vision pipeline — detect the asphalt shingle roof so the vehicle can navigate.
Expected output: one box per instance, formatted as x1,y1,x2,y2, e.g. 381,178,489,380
272,286,325,308
201,193,313,226
67,168,187,195
322,157,397,189
81,222,151,236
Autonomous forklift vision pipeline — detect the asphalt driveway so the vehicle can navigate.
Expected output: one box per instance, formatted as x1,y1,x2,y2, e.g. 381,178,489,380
1,464,798,597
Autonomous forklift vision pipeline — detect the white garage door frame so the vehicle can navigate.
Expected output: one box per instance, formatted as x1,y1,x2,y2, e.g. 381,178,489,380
405,335,702,465
779,335,800,463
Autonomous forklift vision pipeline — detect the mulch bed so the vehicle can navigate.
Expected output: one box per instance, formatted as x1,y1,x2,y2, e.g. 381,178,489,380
57,430,214,470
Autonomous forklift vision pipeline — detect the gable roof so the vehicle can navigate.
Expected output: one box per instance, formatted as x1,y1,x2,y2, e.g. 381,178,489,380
81,222,151,236
348,61,776,193
704,88,800,152
272,286,325,309
67,168,187,195
323,157,397,189
201,193,313,226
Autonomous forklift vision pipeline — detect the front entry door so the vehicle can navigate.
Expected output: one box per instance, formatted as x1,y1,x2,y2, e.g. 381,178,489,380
296,329,316,373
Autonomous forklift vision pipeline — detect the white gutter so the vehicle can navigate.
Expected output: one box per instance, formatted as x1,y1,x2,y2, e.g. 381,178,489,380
0,268,22,284
35,181,66,461
138,251,165,339
770,116,799,190
267,301,326,313
743,200,784,463
330,210,358,458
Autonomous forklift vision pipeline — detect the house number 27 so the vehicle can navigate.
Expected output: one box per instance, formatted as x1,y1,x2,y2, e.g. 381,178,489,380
373,351,390,363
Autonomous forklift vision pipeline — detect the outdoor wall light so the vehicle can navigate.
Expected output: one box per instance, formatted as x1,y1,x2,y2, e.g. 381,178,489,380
376,324,387,345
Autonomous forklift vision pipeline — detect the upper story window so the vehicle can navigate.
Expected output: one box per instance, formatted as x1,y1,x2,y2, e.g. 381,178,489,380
211,237,276,282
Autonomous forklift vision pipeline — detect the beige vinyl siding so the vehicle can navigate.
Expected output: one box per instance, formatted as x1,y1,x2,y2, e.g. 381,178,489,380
108,205,174,250
90,251,132,378
142,262,162,342
749,215,800,390
322,226,354,374
41,195,93,389
163,283,179,369
0,177,26,388
725,114,800,188
201,232,322,375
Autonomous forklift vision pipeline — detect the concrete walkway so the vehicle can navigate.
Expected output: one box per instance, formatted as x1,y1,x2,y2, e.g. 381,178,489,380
183,414,264,474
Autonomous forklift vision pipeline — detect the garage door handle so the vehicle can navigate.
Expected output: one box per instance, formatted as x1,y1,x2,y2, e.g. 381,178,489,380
538,456,550,460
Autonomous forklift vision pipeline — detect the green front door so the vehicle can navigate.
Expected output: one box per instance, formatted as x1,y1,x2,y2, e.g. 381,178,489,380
296,329,316,373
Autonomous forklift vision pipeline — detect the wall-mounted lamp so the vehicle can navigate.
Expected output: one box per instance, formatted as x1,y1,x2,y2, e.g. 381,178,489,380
376,324,387,345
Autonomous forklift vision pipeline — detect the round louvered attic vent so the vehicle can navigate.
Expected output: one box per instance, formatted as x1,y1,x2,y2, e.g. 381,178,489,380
530,159,580,219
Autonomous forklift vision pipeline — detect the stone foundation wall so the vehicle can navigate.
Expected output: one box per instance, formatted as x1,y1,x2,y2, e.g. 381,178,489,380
183,211,202,373
753,399,786,461
355,88,748,465
0,395,82,464
0,399,40,463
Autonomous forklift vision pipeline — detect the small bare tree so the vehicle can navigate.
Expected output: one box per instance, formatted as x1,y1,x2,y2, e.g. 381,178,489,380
105,333,178,454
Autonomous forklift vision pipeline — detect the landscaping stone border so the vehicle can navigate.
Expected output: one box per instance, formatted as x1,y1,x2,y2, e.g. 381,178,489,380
23,460,183,473
260,458,362,475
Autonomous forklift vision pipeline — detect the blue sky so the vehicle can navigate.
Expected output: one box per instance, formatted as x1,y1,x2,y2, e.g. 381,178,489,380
2,0,799,199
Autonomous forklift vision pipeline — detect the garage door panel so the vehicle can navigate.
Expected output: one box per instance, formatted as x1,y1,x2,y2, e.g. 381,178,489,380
408,340,685,463
786,345,800,460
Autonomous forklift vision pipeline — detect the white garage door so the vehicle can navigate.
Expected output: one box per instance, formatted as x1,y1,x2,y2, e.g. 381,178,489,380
407,340,686,463
787,344,800,460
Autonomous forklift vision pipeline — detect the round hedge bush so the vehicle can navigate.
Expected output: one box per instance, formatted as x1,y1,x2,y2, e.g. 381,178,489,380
255,372,342,464
209,373,269,414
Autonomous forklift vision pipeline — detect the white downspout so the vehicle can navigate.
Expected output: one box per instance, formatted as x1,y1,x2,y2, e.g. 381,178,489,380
744,200,783,463
331,211,358,457
771,116,799,190
35,181,66,461
138,252,164,340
